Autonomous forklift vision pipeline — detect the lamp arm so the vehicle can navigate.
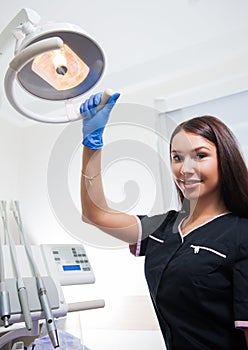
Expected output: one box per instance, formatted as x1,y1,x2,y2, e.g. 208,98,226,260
4,37,71,124
0,8,40,50
8,37,63,73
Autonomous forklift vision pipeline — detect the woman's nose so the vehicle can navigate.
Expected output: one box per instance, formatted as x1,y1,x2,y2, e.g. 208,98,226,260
180,157,195,175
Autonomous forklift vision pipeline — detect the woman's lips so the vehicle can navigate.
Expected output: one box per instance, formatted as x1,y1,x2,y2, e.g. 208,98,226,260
178,179,203,189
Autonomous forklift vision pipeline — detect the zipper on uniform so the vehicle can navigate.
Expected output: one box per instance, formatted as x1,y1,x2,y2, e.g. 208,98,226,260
190,245,227,258
149,234,164,243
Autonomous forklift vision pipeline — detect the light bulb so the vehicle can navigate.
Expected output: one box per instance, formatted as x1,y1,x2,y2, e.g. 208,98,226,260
52,50,68,76
31,44,90,91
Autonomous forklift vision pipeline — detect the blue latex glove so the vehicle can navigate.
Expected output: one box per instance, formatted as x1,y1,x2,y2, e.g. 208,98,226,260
80,92,120,149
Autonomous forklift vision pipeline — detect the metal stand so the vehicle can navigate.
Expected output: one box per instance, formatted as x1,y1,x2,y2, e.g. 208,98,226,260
0,320,39,348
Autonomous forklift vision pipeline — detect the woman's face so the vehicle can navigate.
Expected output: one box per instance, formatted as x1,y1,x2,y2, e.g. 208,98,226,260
170,131,221,202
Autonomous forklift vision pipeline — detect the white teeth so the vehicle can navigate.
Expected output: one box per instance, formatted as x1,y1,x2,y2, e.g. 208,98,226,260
186,181,200,184
179,179,201,184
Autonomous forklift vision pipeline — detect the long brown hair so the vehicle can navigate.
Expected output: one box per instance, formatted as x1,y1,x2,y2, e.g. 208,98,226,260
170,116,248,218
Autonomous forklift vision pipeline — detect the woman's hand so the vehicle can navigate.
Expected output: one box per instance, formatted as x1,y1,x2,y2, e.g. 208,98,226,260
80,92,120,150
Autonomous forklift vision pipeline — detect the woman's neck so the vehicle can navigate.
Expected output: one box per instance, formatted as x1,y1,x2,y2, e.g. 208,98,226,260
188,198,228,222
180,198,229,235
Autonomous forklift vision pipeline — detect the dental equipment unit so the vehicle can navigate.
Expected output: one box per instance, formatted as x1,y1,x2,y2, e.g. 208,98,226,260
0,200,104,349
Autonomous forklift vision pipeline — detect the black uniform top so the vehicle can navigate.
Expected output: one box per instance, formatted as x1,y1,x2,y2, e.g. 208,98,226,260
133,210,248,350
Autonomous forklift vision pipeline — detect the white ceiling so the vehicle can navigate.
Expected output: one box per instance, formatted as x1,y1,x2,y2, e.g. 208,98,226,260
1,0,248,72
1,0,248,122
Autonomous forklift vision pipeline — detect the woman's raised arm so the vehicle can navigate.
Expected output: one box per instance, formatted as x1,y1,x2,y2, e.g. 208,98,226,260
80,92,139,244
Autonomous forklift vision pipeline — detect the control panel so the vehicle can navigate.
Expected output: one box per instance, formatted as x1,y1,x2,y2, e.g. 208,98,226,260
41,244,95,286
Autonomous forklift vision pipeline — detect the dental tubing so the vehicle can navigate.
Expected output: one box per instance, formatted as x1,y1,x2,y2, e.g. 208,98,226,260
0,201,32,331
11,201,59,348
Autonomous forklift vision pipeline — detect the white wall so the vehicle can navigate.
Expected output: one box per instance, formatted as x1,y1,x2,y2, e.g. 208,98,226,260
0,119,21,199
166,90,248,164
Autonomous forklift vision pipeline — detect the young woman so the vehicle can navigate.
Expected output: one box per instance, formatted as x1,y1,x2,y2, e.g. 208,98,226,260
80,92,248,350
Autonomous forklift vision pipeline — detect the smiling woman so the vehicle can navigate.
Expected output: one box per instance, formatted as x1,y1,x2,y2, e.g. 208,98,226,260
170,130,228,238
170,116,248,219
171,132,221,203
79,93,248,350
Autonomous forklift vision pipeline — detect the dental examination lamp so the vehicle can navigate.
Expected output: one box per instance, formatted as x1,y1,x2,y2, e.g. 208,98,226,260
1,8,110,123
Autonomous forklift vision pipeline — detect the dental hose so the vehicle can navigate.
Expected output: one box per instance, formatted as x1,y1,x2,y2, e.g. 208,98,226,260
11,201,59,348
0,202,11,327
0,200,33,331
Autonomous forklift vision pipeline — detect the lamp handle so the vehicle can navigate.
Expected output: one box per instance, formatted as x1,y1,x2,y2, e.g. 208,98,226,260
96,89,114,111
64,88,114,122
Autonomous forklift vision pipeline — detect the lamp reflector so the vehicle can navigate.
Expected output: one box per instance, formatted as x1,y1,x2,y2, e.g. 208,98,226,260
31,44,90,91
17,30,105,101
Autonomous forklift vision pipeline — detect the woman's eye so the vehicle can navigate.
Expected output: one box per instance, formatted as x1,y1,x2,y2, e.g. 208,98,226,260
195,153,206,160
172,154,183,162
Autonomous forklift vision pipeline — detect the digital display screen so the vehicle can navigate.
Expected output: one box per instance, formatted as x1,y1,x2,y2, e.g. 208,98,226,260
62,265,81,271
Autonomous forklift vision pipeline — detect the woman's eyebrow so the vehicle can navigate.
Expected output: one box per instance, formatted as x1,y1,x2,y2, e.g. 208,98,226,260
171,146,211,153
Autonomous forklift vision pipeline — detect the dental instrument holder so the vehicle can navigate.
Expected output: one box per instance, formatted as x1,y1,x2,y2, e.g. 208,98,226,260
0,243,104,348
0,244,64,348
